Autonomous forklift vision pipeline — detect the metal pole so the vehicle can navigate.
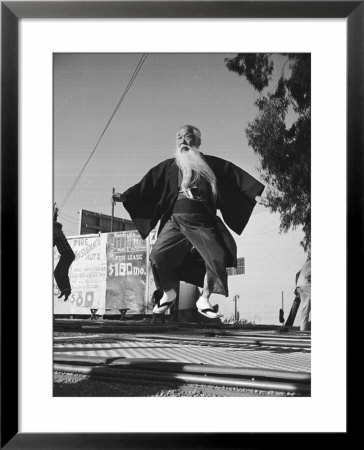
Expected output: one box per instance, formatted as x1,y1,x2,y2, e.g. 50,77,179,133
279,291,285,323
53,203,58,221
145,234,150,313
233,294,239,322
53,364,311,394
134,334,311,349
53,356,311,382
111,187,115,232
78,209,82,235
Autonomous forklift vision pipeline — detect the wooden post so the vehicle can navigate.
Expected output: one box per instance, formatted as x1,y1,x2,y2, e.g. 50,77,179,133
279,291,285,324
145,234,150,313
111,187,115,232
233,295,239,322
53,203,58,221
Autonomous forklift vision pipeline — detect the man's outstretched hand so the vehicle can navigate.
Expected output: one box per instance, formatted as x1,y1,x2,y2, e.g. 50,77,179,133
112,192,124,205
255,196,269,207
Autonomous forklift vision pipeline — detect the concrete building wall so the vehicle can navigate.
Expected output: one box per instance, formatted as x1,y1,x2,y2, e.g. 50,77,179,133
209,210,307,325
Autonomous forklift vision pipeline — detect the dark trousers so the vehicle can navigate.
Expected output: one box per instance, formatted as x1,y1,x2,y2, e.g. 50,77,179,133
54,251,75,291
150,213,228,296
285,295,301,327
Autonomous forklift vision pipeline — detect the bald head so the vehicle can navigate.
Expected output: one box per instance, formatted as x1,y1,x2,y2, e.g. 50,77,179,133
174,124,217,202
176,125,201,152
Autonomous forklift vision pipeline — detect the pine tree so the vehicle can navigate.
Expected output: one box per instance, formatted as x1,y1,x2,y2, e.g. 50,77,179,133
225,54,311,251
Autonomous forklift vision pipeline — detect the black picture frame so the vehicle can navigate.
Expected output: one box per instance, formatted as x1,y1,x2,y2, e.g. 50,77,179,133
1,1,358,448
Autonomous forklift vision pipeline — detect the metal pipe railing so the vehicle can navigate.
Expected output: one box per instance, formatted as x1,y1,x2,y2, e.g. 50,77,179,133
133,334,311,349
54,356,310,382
53,363,310,394
212,331,311,340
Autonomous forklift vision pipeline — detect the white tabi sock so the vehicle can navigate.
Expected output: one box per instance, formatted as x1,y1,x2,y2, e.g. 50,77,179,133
196,296,213,310
160,289,177,306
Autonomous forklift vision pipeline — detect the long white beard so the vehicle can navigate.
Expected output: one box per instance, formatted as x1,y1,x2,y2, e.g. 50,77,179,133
175,147,217,202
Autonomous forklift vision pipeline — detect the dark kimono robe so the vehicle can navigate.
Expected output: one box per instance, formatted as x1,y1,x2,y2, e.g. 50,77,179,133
121,155,264,289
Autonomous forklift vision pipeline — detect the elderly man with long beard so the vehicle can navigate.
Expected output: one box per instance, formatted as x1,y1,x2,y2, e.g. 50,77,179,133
112,125,266,319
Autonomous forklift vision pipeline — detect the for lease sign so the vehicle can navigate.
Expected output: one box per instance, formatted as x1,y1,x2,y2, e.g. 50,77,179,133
105,231,146,313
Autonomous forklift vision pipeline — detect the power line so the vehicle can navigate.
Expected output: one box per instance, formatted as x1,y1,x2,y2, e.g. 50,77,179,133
243,228,280,239
59,210,78,221
58,213,79,225
59,53,149,211
58,210,79,221
61,228,75,236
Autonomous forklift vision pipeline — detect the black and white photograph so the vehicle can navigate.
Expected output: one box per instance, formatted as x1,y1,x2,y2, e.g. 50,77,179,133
2,0,354,443
53,52,311,398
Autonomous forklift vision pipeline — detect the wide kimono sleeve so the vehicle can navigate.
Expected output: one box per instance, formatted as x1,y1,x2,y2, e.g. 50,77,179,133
121,160,171,239
216,158,265,235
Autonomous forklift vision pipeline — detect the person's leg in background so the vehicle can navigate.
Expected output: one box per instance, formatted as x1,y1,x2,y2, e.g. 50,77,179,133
54,251,75,301
297,285,311,331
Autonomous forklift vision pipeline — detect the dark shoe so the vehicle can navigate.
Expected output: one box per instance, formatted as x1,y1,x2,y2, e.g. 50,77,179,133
58,289,71,301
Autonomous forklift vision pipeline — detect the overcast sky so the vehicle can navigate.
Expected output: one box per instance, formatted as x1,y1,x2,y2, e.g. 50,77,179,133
54,53,286,235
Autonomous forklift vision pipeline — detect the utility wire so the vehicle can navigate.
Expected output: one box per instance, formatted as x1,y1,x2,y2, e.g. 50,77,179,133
59,210,78,220
58,213,79,225
59,210,79,221
61,228,75,237
59,53,149,211
243,228,280,239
